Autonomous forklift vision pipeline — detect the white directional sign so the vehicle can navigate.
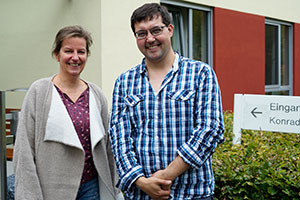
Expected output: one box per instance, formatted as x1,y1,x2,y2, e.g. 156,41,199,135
233,94,300,144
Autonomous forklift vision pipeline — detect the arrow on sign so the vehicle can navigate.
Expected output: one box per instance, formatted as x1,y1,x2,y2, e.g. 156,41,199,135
251,107,262,118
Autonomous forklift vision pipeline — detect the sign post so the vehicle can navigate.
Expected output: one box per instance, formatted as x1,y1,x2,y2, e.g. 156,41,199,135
233,94,300,144
0,91,7,200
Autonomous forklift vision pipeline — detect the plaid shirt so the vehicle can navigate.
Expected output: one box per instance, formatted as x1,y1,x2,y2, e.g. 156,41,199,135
109,53,224,199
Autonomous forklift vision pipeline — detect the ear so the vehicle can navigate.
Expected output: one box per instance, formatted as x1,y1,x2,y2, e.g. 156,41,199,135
55,53,60,62
168,24,174,37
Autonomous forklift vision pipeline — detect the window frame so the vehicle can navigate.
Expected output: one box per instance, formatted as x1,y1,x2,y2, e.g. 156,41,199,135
265,19,293,95
161,0,213,66
167,7,186,56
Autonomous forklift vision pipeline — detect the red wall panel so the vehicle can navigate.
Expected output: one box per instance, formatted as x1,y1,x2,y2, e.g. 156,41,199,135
213,8,265,111
293,23,300,96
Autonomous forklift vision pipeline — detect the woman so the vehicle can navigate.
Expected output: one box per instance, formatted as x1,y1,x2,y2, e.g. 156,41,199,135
13,25,123,200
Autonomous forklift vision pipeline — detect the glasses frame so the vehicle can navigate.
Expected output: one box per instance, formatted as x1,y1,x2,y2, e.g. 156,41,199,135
135,25,167,40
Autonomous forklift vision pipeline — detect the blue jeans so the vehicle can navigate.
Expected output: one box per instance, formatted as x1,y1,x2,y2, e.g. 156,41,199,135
7,174,15,200
76,177,100,200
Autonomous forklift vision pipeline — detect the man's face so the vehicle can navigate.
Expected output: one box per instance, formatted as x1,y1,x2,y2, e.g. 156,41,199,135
134,15,173,63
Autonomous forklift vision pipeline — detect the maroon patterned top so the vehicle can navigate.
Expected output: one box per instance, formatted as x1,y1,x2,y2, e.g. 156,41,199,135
55,85,97,184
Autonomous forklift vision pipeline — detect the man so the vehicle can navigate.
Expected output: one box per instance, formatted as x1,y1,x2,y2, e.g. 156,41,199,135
109,3,224,199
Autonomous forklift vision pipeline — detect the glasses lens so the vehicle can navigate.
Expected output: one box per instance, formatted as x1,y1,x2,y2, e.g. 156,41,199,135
135,26,166,39
150,26,164,36
136,31,147,39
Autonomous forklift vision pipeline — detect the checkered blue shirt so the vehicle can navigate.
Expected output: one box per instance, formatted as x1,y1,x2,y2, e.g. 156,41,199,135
109,53,224,199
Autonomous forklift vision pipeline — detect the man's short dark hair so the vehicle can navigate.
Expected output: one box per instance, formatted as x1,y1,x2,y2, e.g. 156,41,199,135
130,3,171,33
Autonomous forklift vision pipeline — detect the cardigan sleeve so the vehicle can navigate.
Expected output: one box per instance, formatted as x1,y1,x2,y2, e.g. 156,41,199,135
13,83,44,200
99,87,123,197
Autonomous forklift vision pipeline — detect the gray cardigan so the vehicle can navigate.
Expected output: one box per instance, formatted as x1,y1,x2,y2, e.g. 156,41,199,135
13,77,123,200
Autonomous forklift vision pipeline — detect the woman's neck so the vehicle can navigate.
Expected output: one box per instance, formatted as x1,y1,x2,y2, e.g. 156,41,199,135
52,74,88,103
53,73,82,89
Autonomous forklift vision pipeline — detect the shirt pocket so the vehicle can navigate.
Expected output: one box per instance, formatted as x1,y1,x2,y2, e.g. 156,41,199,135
167,89,196,101
124,94,144,107
167,89,196,126
124,94,145,132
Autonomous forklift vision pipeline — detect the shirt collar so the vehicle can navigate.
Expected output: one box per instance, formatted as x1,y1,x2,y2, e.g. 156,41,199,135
139,58,147,74
139,52,180,74
172,53,179,72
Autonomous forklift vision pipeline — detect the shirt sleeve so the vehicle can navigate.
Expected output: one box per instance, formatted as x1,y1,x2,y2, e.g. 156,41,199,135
108,77,144,192
177,64,225,169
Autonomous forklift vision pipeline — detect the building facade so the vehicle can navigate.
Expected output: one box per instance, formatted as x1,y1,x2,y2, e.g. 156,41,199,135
1,0,300,111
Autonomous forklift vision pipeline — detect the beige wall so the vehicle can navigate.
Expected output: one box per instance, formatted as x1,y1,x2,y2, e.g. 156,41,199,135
0,0,102,108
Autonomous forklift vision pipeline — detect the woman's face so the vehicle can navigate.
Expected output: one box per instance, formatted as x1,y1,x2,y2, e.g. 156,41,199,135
56,37,87,78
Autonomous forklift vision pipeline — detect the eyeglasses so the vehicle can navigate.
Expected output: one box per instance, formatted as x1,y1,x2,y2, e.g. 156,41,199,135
135,25,167,39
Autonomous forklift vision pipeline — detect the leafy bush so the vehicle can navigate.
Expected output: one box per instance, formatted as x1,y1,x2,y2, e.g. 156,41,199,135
213,111,300,200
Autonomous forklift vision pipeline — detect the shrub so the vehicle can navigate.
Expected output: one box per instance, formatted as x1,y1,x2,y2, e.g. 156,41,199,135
213,111,300,200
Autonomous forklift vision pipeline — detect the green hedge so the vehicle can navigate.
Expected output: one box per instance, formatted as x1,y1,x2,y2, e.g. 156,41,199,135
213,112,300,200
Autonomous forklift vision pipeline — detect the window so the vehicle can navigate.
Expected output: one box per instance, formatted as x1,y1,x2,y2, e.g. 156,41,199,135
161,1,212,65
265,20,293,95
